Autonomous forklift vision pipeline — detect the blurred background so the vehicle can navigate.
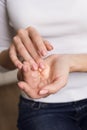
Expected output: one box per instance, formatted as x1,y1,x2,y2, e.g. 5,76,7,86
0,70,20,130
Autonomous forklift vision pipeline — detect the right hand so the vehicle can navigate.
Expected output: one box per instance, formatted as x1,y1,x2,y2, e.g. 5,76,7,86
9,26,53,70
17,54,70,99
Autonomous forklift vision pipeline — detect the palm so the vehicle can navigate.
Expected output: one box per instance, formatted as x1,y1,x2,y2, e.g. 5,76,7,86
18,54,69,98
22,55,58,88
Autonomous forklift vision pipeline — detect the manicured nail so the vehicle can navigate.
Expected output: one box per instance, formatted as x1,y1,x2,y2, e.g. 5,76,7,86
39,62,45,69
18,82,24,89
49,45,54,50
38,68,42,72
39,89,48,95
41,50,47,56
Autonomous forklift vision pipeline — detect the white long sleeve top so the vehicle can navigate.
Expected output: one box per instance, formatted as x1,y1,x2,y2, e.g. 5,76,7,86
1,0,87,102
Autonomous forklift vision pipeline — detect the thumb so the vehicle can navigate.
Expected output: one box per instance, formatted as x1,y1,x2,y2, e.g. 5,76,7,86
18,81,32,97
18,81,41,99
39,77,67,95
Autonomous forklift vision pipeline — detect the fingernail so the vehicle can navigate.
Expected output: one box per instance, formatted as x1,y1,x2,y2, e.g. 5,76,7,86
38,68,42,72
49,45,53,50
18,82,24,89
41,50,47,56
39,62,45,69
39,89,48,95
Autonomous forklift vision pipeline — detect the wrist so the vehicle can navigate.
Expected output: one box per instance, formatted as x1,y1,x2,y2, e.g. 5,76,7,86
66,54,77,72
58,54,82,72
66,54,87,72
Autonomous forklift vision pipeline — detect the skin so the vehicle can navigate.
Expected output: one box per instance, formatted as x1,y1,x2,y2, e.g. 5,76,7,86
0,27,53,70
1,26,87,99
9,26,53,70
18,53,87,99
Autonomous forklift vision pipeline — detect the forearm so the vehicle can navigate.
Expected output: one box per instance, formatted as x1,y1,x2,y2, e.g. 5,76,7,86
0,49,16,70
68,54,87,72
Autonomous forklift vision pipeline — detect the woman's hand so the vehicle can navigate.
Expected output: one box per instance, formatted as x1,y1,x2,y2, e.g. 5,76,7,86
39,54,70,95
9,26,53,70
17,61,50,99
18,54,72,99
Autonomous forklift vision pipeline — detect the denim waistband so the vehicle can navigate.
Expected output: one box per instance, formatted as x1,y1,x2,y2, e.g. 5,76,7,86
20,96,87,111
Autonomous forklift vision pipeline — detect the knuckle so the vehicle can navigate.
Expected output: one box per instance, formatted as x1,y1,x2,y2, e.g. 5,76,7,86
13,36,18,42
28,26,37,34
28,26,34,31
17,29,25,36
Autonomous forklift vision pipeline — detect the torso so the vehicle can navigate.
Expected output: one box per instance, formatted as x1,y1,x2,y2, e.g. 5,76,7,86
6,0,87,102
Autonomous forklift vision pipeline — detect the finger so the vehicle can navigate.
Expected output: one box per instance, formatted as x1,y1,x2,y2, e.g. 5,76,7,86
18,81,42,99
9,44,23,69
22,61,41,88
27,27,47,56
18,30,45,69
39,77,67,95
44,40,54,51
13,36,38,70
18,81,33,97
22,61,31,82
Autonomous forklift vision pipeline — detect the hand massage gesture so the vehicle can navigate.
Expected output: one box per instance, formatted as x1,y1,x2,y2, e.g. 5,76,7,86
0,27,53,70
18,54,87,99
1,24,87,99
9,26,53,70
17,54,72,99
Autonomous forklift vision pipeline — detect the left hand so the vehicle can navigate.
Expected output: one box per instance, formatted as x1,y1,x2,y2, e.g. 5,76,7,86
9,27,53,70
18,54,72,98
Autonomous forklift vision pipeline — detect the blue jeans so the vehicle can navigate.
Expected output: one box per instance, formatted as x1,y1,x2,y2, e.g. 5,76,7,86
17,96,87,130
